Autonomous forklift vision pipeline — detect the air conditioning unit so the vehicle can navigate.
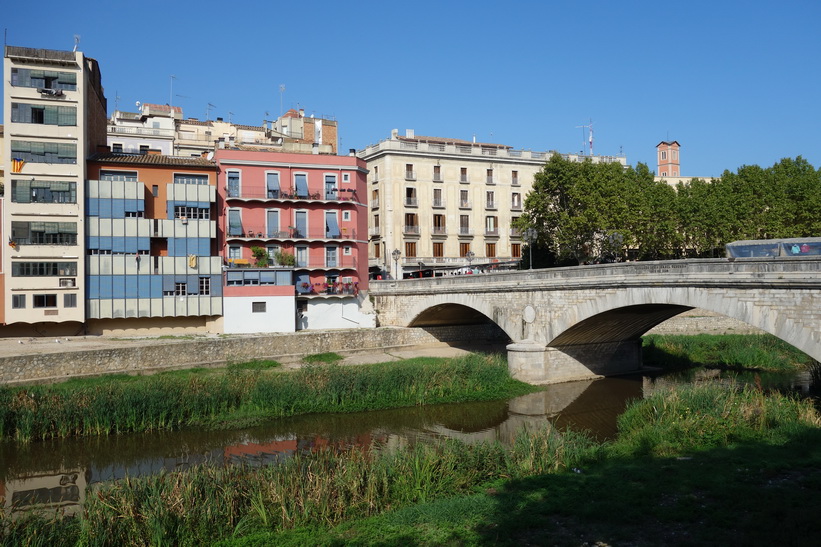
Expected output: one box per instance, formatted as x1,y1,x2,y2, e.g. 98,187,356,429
59,278,76,288
181,217,188,225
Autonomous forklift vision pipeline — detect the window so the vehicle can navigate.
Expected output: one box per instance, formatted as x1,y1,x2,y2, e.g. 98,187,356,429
326,246,338,267
343,245,352,255
405,164,415,180
405,187,417,206
139,145,150,155
324,174,338,200
175,206,209,220
199,277,211,296
433,165,442,182
174,174,209,185
460,167,468,183
487,168,494,184
12,295,26,309
100,170,138,182
64,293,77,308
459,243,471,257
11,223,78,246
266,245,280,262
342,173,350,183
433,188,443,207
33,294,57,308
673,150,678,160
227,209,243,236
252,302,267,313
10,140,76,164
433,214,446,235
10,179,76,203
373,214,380,228
112,143,123,153
486,191,496,209
373,242,381,258
433,242,444,258
296,246,308,267
512,192,522,209
404,213,419,234
266,172,280,198
512,170,519,185
512,243,521,258
660,150,667,160
152,185,159,197
460,190,470,208
342,210,351,222
11,103,76,126
405,241,417,257
175,283,187,296
486,243,496,257
227,171,241,197
11,262,77,276
294,173,309,198
485,216,498,235
371,189,379,208
228,246,241,259
373,166,378,182
460,215,470,235
11,68,77,90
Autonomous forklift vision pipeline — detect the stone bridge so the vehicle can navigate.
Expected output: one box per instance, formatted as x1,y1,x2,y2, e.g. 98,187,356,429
370,258,821,384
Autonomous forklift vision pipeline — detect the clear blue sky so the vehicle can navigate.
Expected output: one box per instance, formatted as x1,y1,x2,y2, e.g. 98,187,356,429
5,0,821,176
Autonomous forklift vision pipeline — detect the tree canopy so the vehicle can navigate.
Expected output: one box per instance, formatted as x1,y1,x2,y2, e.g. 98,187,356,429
516,154,821,264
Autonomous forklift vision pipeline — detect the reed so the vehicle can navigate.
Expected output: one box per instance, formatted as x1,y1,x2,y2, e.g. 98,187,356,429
0,353,532,442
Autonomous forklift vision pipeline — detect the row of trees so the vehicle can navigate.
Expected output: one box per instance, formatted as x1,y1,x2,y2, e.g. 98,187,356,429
516,154,821,265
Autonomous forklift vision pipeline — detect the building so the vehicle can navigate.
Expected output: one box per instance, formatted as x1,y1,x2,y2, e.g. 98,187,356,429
2,45,107,334
84,152,222,335
107,106,338,159
358,130,627,279
215,147,373,332
654,141,713,186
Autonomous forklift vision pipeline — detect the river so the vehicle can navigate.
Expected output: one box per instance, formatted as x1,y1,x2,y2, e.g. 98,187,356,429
0,366,816,516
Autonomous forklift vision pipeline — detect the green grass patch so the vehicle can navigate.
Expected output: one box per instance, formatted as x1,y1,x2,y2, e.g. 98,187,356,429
302,352,344,364
226,359,281,372
0,353,534,442
643,333,817,372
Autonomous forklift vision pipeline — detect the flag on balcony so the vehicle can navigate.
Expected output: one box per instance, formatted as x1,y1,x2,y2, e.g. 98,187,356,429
11,158,25,173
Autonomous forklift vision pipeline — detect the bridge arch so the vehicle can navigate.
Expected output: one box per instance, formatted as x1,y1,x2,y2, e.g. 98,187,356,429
404,293,519,341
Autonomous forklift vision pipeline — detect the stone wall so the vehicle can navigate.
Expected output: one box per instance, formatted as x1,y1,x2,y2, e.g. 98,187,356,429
0,324,506,386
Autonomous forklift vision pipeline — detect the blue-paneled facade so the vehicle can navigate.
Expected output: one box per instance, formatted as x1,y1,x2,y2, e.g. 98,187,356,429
86,176,222,319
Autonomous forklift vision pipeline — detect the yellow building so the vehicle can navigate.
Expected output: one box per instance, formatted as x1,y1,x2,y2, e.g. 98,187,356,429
359,129,626,279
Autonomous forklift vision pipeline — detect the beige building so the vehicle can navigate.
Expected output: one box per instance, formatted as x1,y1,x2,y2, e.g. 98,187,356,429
359,130,627,279
2,46,107,330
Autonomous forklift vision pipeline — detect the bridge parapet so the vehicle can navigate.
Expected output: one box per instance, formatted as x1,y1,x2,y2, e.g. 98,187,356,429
371,258,821,384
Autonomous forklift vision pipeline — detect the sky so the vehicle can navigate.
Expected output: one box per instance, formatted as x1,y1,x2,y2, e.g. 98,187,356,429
4,0,821,177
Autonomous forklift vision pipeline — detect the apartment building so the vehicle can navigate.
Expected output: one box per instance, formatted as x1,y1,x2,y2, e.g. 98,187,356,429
215,147,373,331
359,130,627,279
2,45,107,334
84,153,222,335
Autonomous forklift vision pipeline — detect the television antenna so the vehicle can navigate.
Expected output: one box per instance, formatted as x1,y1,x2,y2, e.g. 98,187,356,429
575,119,594,156
206,103,216,120
73,34,80,52
169,75,176,108
279,84,285,116
228,111,234,123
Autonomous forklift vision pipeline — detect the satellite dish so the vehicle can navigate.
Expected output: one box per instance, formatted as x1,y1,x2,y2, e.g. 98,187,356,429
135,101,141,109
206,152,214,161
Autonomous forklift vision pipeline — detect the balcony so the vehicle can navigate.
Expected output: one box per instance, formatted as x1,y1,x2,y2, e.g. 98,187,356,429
107,125,174,138
459,200,472,209
431,226,447,236
226,226,357,240
460,175,470,184
432,199,446,208
485,201,497,210
510,227,522,238
405,170,416,181
225,188,359,203
511,202,523,211
512,177,520,186
371,198,379,209
298,279,361,296
293,256,359,270
485,228,500,237
403,225,420,235
433,173,443,182
404,197,418,207
486,176,495,185
458,227,473,236
369,226,381,237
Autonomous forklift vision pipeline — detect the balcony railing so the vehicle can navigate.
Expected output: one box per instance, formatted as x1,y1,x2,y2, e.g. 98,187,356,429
510,227,522,238
458,227,473,236
486,176,495,184
371,198,379,209
459,201,471,209
433,174,443,182
486,201,497,210
297,280,361,296
293,256,359,269
485,228,500,237
460,175,470,183
403,225,420,235
108,125,174,137
369,226,381,236
432,199,445,208
225,188,359,202
405,171,416,181
227,226,357,240
431,226,447,236
511,202,522,211
404,197,418,207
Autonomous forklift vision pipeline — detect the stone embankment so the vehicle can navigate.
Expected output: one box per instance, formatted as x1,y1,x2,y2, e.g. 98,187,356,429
0,311,760,385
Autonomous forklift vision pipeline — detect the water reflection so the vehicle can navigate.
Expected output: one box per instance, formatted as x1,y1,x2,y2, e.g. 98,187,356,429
1,368,814,516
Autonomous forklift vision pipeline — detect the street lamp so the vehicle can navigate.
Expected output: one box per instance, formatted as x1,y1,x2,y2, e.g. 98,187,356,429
392,248,401,279
418,261,424,278
525,228,537,270
466,250,475,271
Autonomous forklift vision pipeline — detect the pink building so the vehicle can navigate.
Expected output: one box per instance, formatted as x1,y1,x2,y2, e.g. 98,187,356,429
656,140,680,177
215,147,373,332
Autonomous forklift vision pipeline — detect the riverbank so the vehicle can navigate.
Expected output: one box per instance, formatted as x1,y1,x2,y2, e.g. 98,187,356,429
3,382,818,546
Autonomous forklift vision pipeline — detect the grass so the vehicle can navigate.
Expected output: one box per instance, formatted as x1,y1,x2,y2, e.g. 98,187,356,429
643,333,817,372
302,352,344,364
0,353,534,442
3,382,818,546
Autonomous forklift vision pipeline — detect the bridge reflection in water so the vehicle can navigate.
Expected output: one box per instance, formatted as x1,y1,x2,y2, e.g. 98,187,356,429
0,374,646,517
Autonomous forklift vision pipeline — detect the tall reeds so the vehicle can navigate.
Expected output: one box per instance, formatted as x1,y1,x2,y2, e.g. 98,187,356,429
0,353,532,442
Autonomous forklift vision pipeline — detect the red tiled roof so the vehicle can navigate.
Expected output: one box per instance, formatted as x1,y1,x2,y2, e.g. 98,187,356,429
89,152,215,167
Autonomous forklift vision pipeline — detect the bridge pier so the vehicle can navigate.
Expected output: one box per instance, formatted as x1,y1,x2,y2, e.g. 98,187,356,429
507,339,643,385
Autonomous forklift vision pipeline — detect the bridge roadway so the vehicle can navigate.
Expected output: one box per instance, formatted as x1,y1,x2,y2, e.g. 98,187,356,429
370,258,821,384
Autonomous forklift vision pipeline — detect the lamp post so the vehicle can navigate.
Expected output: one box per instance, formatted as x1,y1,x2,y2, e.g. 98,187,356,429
466,250,475,272
392,248,401,280
525,228,537,270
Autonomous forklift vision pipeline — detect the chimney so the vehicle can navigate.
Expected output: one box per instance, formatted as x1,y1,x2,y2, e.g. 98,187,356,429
406,129,415,139
391,129,399,140
216,117,223,122
97,144,111,154
312,142,319,154
218,137,225,149
349,148,356,156
299,109,305,118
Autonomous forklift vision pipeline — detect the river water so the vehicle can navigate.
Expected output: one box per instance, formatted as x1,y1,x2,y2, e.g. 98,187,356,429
1,367,817,516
